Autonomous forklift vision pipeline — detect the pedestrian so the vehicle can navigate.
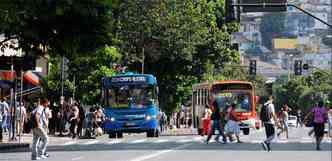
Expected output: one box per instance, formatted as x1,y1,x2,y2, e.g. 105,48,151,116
304,101,328,150
206,101,227,144
31,98,50,160
69,102,79,139
0,98,4,142
1,97,9,133
260,96,279,152
328,104,332,137
15,102,27,136
277,104,289,139
95,106,104,128
158,110,165,133
77,102,85,137
44,103,52,134
84,107,97,138
225,103,243,143
296,109,303,128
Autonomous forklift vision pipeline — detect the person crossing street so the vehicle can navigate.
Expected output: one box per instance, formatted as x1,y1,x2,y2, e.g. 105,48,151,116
206,101,227,144
31,98,50,160
261,96,280,152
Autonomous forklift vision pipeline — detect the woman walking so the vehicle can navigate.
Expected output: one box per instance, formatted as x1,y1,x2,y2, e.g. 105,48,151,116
304,101,328,150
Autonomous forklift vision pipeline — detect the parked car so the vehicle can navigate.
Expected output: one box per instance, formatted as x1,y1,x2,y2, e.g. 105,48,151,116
288,115,297,127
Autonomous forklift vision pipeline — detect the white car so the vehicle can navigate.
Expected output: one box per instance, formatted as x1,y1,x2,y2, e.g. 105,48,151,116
288,115,297,127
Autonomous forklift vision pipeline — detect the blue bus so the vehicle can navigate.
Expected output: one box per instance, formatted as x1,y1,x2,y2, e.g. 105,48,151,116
102,73,160,138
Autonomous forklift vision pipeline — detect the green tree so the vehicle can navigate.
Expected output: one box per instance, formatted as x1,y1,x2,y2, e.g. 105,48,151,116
115,0,239,113
0,0,113,58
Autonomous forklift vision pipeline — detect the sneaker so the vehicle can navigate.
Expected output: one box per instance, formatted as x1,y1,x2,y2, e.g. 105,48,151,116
40,153,50,159
267,144,271,152
261,142,267,151
31,156,41,160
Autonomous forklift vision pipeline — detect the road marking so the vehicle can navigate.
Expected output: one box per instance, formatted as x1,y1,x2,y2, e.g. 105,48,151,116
72,157,83,161
176,139,192,143
129,143,192,161
108,139,122,144
63,140,77,146
82,140,99,145
153,139,169,143
249,140,261,143
130,139,147,144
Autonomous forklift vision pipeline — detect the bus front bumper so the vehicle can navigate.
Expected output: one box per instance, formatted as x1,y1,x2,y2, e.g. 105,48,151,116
104,120,158,133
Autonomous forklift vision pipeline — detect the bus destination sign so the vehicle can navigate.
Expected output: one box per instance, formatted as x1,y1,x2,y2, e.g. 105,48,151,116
111,76,146,83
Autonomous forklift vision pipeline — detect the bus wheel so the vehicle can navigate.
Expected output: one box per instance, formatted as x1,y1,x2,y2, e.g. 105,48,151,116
147,130,154,137
109,132,116,138
117,132,123,138
243,128,250,135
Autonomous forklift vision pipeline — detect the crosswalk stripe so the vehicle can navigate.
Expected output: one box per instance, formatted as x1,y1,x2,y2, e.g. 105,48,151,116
130,139,147,144
63,140,77,146
153,139,169,143
176,139,192,143
82,140,100,145
108,139,122,144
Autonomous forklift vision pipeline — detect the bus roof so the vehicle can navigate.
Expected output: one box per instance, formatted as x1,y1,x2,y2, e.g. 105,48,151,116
192,80,254,90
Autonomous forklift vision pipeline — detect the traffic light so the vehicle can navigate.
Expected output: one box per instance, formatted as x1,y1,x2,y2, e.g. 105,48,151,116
240,0,287,13
303,63,309,70
294,60,302,75
249,60,257,75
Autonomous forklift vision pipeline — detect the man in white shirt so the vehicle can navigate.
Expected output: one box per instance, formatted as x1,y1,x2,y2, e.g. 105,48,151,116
261,96,279,151
31,99,50,160
1,98,9,133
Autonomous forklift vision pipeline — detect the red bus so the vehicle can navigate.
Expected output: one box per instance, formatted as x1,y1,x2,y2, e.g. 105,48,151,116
192,80,260,135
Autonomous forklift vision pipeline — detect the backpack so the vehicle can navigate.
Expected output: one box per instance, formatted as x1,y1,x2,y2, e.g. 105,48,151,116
260,104,272,122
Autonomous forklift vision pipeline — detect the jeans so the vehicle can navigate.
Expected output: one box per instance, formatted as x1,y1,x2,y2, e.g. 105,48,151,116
207,120,226,142
264,123,275,144
31,128,48,158
0,121,2,141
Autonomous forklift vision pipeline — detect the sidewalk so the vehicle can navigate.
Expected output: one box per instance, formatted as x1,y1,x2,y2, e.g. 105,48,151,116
0,133,31,151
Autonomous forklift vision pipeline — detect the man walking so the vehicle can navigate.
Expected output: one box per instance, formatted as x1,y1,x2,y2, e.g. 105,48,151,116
31,98,50,160
206,101,227,144
261,96,279,151
0,98,4,142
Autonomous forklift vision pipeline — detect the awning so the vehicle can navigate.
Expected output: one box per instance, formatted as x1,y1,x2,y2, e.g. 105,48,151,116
0,80,13,89
23,71,42,86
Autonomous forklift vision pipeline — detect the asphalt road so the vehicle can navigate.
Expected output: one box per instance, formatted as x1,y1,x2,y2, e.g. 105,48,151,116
1,127,331,161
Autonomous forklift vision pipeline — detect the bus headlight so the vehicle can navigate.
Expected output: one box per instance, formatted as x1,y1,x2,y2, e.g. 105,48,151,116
146,115,152,121
110,117,115,122
146,115,156,121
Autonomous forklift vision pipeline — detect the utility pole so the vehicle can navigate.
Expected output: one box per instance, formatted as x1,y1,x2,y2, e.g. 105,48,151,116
142,47,145,74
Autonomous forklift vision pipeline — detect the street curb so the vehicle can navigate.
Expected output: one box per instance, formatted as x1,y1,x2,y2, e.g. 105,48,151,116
0,143,30,152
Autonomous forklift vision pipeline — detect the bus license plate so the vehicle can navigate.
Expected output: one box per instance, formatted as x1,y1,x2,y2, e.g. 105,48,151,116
126,122,136,126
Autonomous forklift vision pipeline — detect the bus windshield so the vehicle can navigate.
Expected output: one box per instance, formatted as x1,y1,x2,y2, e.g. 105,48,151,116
214,92,251,112
106,84,156,109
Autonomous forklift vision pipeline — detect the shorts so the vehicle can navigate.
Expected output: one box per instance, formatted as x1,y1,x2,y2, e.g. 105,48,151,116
283,121,288,129
313,123,325,137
